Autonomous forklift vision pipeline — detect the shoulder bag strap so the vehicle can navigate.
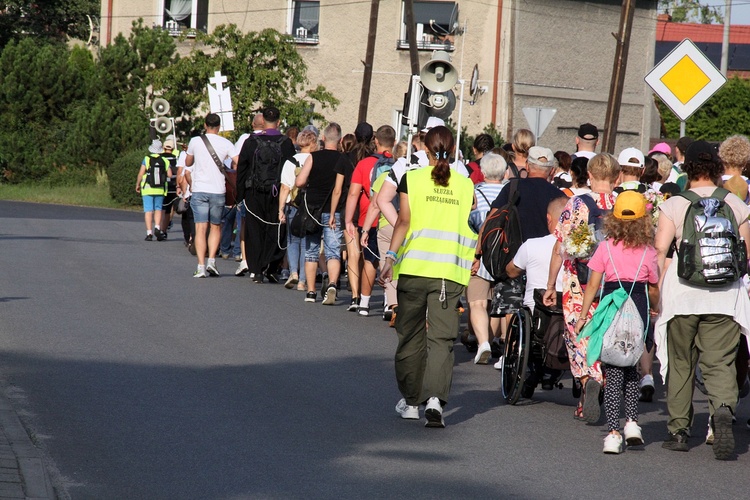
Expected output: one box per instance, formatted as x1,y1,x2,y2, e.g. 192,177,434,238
200,134,229,180
476,187,491,207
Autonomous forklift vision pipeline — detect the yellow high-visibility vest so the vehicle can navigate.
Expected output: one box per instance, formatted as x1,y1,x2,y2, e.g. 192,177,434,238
394,166,476,286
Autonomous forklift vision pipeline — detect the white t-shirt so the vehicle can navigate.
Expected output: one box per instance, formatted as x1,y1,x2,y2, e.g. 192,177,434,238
572,150,596,160
187,134,239,194
280,152,312,203
512,234,563,312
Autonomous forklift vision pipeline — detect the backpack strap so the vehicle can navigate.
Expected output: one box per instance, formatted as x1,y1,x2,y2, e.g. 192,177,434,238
605,241,648,296
475,187,491,207
578,193,601,224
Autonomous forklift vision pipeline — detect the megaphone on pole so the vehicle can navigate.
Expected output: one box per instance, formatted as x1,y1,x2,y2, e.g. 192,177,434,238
420,51,458,93
152,98,170,116
154,117,173,134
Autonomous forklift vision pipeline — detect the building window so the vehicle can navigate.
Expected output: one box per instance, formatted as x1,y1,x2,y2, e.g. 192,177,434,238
398,1,458,51
163,0,209,37
289,0,320,45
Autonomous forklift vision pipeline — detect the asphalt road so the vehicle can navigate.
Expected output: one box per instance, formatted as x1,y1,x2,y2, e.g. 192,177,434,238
0,200,748,499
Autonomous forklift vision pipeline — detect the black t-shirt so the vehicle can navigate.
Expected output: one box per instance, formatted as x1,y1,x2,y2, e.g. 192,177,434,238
489,177,567,241
306,149,345,209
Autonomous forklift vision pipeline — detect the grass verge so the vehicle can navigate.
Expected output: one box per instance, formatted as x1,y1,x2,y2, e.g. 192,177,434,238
0,183,137,210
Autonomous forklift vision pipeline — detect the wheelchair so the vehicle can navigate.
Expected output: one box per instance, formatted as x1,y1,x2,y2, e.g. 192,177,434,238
501,289,580,405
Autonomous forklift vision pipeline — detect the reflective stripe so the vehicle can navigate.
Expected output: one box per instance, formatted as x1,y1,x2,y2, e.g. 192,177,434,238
408,228,477,249
401,249,474,270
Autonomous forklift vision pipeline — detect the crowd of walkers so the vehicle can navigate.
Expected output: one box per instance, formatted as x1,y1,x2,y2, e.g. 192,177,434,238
137,109,750,458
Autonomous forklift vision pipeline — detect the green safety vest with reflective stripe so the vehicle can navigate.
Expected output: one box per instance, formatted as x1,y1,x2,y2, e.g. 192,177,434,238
394,166,476,286
140,154,168,196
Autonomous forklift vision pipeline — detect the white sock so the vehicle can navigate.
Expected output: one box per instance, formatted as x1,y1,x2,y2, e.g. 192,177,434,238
360,295,371,308
207,258,215,266
147,230,153,235
155,225,161,230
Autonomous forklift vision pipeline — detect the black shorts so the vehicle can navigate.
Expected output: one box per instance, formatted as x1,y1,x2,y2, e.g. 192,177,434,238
490,276,525,317
358,226,379,265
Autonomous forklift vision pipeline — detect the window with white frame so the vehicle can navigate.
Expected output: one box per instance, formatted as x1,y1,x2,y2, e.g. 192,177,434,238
163,0,209,36
289,0,320,44
398,1,458,51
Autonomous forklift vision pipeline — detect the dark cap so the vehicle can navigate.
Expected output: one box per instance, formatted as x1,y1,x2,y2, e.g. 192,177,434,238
577,123,598,140
685,140,719,164
262,106,280,123
354,122,373,143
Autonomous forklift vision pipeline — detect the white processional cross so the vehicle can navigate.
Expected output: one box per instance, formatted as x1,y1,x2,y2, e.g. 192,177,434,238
208,70,234,132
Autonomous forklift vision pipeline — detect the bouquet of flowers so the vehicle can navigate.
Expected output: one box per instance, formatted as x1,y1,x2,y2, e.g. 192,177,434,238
644,190,666,225
564,223,596,259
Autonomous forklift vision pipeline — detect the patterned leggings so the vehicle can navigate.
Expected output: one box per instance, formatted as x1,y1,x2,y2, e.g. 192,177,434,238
602,364,639,432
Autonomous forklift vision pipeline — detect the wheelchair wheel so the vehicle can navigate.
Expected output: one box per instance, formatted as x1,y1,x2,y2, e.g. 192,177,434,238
501,309,531,405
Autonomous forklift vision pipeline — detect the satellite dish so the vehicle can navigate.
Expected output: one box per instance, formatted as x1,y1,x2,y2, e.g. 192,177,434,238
470,64,480,105
152,98,170,116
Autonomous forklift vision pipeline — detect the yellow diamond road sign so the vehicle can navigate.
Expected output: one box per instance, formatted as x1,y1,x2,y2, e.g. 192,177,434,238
645,38,726,121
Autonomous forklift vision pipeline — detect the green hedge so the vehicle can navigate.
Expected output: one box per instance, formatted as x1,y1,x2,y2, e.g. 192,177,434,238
109,149,146,206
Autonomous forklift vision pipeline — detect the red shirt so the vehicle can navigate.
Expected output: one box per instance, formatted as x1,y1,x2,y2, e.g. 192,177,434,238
351,155,380,228
468,161,484,185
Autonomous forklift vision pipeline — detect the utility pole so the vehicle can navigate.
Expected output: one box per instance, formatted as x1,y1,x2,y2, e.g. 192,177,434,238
721,0,732,76
602,0,636,154
404,0,420,75
358,0,381,123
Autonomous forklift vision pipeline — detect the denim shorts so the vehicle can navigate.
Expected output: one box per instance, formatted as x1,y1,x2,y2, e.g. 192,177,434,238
142,195,164,213
191,192,225,224
305,212,342,262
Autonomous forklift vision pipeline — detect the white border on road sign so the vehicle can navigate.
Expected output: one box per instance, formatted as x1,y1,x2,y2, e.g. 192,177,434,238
644,38,726,122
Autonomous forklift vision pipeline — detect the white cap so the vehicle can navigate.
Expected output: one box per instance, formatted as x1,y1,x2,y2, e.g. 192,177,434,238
527,146,555,167
422,116,445,132
617,147,645,168
148,140,163,154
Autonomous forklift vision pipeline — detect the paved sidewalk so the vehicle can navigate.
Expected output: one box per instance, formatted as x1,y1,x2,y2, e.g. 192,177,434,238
0,393,54,499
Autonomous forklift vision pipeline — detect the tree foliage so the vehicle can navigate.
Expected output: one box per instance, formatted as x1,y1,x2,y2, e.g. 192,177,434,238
658,1,723,24
150,25,339,137
0,0,101,48
655,77,750,140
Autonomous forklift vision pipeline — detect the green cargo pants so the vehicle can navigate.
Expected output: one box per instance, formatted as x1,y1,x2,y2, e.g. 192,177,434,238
666,314,740,434
394,275,465,406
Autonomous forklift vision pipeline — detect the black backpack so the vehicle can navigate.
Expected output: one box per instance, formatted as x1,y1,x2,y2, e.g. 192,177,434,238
480,179,523,281
247,135,285,193
145,154,168,188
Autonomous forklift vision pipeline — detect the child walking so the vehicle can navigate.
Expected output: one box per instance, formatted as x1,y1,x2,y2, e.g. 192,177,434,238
575,191,660,454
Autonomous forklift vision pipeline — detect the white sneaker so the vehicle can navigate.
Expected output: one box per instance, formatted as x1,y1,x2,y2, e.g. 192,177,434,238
206,260,220,277
706,421,714,445
474,342,492,364
623,421,644,446
494,356,504,370
193,265,207,278
424,397,445,428
639,374,655,402
603,433,623,454
235,260,249,276
395,398,419,420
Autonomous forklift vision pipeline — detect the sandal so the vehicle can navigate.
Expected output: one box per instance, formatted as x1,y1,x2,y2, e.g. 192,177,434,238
574,402,584,420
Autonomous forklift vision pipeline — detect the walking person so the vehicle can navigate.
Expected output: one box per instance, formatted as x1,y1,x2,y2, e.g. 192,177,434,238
136,140,172,242
575,191,660,454
380,126,476,428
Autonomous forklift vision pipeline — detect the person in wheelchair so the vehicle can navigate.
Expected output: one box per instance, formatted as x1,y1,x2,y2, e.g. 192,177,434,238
505,197,567,399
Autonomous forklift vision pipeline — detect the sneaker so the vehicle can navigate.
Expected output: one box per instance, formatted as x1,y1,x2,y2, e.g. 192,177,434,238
623,421,644,446
234,255,243,262
297,281,306,291
395,398,419,420
264,270,279,284
305,291,316,303
662,431,689,452
284,273,299,289
206,261,220,277
424,397,445,428
220,253,230,259
603,433,623,454
494,356,504,370
322,285,337,305
639,374,655,403
252,274,263,284
582,379,601,423
154,228,166,241
357,306,370,317
235,260,249,276
193,266,207,278
348,297,360,312
706,422,714,445
713,405,735,460
474,342,492,365
145,234,153,241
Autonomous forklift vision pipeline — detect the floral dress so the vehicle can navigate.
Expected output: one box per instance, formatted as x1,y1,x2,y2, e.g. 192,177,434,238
554,192,617,384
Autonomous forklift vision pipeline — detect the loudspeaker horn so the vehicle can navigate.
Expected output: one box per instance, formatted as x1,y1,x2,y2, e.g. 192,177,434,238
420,51,458,93
425,90,456,120
154,116,172,134
152,98,170,116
